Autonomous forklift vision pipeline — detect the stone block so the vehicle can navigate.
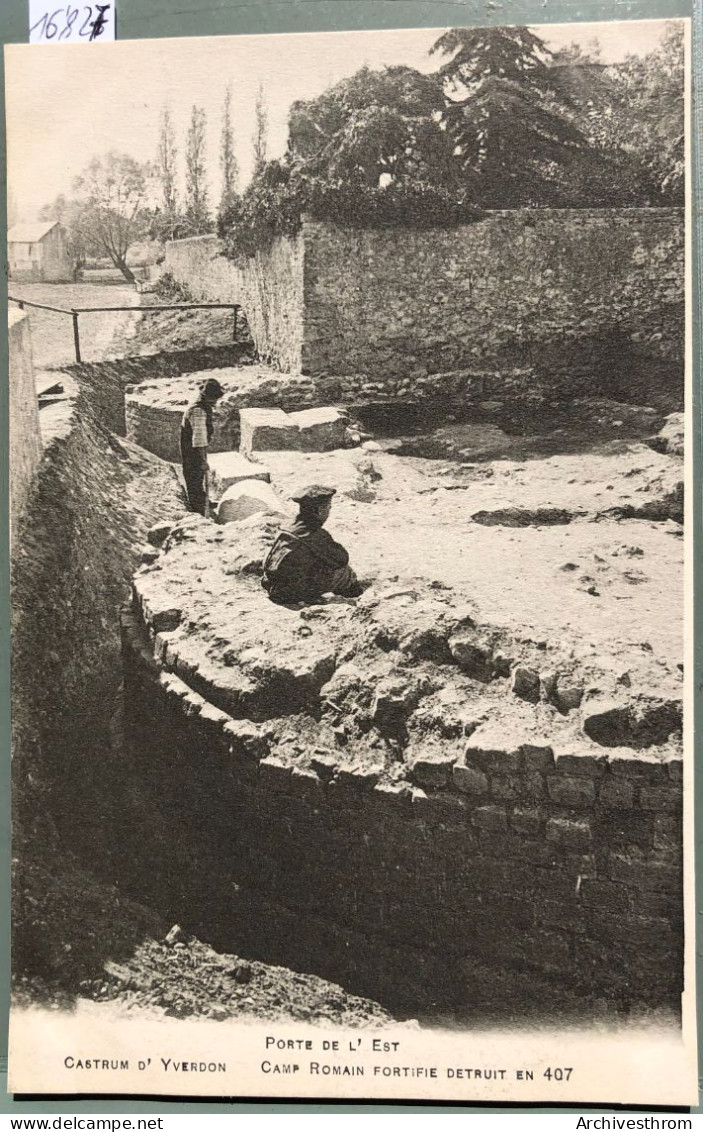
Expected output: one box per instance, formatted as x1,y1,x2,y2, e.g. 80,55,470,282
147,521,175,547
609,852,682,892
638,785,681,814
522,772,547,799
652,814,682,851
471,805,507,833
366,783,412,815
511,665,540,703
554,680,584,713
579,879,629,913
525,930,572,974
223,719,269,760
586,910,676,949
151,607,182,633
209,451,271,493
259,757,292,791
520,744,555,772
545,817,592,851
598,777,635,810
239,407,299,455
635,890,682,921
409,755,455,790
510,807,543,837
608,754,669,782
547,775,596,808
217,479,283,524
667,759,683,784
288,407,349,452
335,764,381,790
554,753,607,778
310,752,338,780
465,726,523,773
452,762,489,796
490,774,522,801
290,767,324,798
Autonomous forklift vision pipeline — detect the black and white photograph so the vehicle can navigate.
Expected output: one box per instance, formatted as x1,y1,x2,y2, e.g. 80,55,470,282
5,18,696,1103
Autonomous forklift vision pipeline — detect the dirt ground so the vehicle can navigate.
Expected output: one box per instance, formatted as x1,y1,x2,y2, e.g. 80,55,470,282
230,407,684,684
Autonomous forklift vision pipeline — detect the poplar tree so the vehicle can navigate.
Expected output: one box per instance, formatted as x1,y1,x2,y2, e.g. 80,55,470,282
185,105,211,234
154,104,181,239
219,85,239,214
252,82,269,174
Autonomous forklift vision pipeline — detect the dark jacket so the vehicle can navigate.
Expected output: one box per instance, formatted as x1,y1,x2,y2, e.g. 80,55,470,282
262,514,349,605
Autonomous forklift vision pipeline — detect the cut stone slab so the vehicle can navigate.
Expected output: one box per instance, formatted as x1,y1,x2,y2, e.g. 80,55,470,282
239,408,299,456
217,479,284,525
288,407,350,452
209,451,271,495
263,449,383,504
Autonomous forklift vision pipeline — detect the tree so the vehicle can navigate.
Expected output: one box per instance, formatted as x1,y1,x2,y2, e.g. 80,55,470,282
547,22,684,203
219,85,239,215
607,22,684,200
287,66,453,190
552,37,602,65
69,153,150,282
252,82,269,175
157,104,178,213
430,26,595,206
184,105,211,234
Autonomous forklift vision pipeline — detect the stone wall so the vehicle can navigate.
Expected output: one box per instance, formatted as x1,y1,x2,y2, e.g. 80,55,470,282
163,235,305,373
163,211,683,400
302,210,684,381
121,596,683,1015
9,308,42,539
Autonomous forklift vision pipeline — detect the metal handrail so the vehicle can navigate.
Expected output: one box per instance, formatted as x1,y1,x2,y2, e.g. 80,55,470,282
8,294,241,361
8,295,74,315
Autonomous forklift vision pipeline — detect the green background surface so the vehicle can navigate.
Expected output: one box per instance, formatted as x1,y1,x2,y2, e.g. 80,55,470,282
0,0,700,1116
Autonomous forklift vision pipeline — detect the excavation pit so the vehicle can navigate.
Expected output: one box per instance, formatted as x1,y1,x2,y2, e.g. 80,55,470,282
121,407,684,1017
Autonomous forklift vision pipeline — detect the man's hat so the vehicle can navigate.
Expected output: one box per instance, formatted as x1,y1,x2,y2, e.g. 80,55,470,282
201,378,225,399
291,484,337,504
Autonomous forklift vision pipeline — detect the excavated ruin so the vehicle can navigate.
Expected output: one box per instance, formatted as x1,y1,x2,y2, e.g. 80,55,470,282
120,405,685,1017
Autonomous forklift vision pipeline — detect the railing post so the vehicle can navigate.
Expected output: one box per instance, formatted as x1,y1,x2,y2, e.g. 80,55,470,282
72,310,81,363
232,305,238,343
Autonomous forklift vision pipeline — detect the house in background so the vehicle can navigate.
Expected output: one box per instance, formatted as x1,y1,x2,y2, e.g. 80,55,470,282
8,220,72,282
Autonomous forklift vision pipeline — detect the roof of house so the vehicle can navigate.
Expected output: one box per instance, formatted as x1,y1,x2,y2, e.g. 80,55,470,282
8,220,61,244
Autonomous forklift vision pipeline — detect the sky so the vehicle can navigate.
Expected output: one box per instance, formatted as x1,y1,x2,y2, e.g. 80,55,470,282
5,19,680,224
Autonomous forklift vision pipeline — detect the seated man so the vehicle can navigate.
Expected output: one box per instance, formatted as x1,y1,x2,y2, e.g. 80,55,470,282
262,484,363,606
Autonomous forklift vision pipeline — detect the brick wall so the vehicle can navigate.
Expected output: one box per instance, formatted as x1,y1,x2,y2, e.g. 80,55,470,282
121,600,683,1014
302,210,684,380
9,308,42,539
163,235,305,372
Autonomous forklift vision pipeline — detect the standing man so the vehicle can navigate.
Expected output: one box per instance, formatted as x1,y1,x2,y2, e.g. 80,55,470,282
180,377,225,516
262,484,363,606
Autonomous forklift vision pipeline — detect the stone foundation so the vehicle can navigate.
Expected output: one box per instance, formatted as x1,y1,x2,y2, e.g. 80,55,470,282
120,516,683,1015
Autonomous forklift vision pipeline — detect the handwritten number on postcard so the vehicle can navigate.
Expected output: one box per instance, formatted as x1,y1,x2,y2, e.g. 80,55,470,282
29,3,115,43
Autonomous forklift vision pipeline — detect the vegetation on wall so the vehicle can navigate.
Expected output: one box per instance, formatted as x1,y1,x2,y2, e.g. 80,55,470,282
218,22,684,260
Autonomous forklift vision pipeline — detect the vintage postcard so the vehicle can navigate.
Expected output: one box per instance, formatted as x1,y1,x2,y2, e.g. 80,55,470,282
5,18,696,1104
